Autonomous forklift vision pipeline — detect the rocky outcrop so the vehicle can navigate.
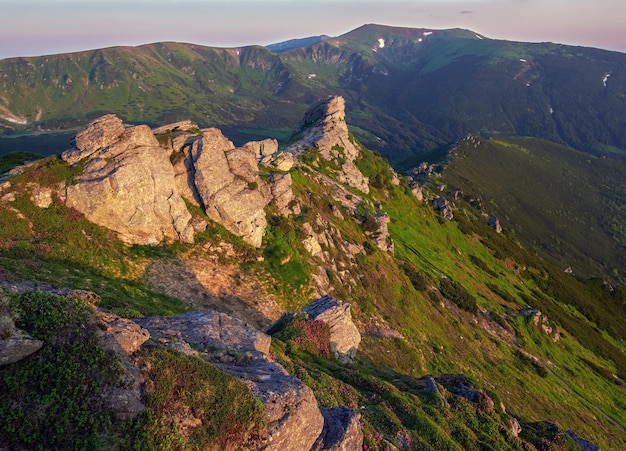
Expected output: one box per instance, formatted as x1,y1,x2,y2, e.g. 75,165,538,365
519,308,560,342
61,116,195,245
63,114,127,165
433,196,454,220
270,172,300,216
286,96,369,194
302,295,361,363
408,180,424,201
135,311,271,355
134,311,326,451
312,407,363,451
59,115,297,248
186,129,272,247
363,213,394,253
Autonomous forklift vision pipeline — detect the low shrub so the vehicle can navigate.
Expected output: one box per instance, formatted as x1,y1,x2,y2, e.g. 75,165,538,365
439,278,478,313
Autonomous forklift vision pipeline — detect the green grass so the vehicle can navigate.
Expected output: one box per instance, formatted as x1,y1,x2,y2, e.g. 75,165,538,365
136,347,265,450
0,291,131,450
441,135,626,283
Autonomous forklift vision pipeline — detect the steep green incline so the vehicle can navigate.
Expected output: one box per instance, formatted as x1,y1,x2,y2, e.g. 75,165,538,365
439,135,626,283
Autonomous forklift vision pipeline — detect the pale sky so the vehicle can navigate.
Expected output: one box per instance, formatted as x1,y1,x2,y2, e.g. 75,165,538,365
1,0,625,60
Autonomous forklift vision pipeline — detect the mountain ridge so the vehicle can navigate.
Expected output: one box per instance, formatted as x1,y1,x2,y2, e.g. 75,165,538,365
1,23,625,163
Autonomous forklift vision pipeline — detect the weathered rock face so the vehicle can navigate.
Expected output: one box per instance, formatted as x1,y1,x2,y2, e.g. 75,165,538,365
363,213,394,253
135,310,326,451
270,172,300,216
135,311,271,355
286,96,369,194
312,407,363,451
60,115,293,248
63,114,127,165
186,130,272,247
62,118,195,245
303,296,361,363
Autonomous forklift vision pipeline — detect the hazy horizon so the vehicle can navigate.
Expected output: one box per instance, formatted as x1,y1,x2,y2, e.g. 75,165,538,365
1,0,625,60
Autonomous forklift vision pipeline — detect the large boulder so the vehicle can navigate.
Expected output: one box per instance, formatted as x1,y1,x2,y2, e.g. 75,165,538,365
312,407,363,451
0,329,43,367
303,296,361,363
61,116,194,245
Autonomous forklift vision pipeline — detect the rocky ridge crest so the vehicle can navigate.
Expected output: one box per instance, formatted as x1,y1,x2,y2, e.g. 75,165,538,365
59,116,287,247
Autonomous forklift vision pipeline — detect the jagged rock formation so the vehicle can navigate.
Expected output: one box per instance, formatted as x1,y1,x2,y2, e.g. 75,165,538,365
302,295,361,363
61,115,195,245
363,212,394,253
286,96,369,194
184,129,272,247
270,172,300,216
51,97,370,247
59,115,287,247
433,196,454,220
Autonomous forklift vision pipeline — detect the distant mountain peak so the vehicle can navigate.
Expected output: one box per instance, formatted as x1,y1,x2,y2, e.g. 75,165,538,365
266,35,329,53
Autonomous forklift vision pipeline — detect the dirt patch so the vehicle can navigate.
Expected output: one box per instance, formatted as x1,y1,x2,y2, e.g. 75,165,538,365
143,257,282,330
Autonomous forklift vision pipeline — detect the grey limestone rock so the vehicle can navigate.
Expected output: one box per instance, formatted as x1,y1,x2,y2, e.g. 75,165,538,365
135,310,325,451
311,406,363,451
62,116,194,245
286,96,369,194
303,295,361,363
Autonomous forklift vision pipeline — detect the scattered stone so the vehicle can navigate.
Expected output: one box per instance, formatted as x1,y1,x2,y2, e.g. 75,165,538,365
96,311,150,355
564,430,600,451
488,215,502,233
433,196,454,220
510,417,522,438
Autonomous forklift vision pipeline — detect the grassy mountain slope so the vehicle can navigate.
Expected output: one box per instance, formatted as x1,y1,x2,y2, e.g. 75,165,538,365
1,131,625,449
2,24,626,162
439,135,626,283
